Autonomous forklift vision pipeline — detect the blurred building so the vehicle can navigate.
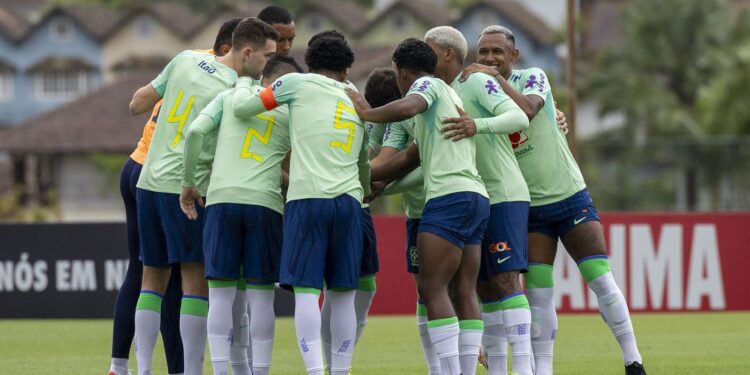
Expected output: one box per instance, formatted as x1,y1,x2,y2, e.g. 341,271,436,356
0,0,564,221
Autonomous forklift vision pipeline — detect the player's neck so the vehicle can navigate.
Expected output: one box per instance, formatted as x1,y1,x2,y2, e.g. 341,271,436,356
436,62,462,84
310,69,346,83
215,52,236,73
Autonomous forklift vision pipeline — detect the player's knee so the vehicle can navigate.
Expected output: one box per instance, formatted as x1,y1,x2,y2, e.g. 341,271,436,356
490,272,522,297
141,265,171,293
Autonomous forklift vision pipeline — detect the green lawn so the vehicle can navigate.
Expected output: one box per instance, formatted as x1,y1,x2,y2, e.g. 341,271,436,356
0,313,748,374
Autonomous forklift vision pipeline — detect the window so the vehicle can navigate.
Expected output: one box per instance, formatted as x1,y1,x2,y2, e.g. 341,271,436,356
137,15,154,37
0,74,12,101
34,71,90,99
50,18,73,42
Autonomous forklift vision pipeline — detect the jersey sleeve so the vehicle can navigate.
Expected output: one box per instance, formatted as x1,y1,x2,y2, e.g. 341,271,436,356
233,73,303,118
405,77,436,109
182,93,225,187
382,120,411,151
469,73,529,134
470,72,514,115
520,67,550,100
150,50,189,97
366,122,385,152
198,90,228,126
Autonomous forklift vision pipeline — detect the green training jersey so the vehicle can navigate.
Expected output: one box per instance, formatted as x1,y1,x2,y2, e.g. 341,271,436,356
367,122,386,157
507,68,586,206
452,72,530,204
406,76,488,202
137,50,238,194
233,72,369,202
382,119,425,218
182,79,290,213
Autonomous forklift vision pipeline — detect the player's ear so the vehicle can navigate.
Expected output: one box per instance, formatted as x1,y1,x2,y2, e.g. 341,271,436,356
511,48,520,62
242,46,253,60
219,44,231,56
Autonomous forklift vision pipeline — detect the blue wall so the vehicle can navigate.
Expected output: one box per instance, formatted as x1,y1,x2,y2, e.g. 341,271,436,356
0,13,102,126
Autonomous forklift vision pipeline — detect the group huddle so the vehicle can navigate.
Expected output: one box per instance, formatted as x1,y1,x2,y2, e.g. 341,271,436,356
108,5,648,375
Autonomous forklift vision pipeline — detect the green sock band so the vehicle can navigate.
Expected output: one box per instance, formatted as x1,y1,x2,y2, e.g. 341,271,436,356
357,275,377,292
208,279,239,288
427,316,458,329
416,302,428,317
481,301,503,313
578,257,611,283
237,280,247,291
136,292,162,313
500,294,530,310
294,287,321,295
459,319,484,331
246,283,275,291
525,263,554,289
180,297,209,317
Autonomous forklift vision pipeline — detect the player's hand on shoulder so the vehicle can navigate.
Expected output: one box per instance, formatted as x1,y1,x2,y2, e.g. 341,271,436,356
441,106,477,142
345,88,371,119
460,63,499,82
179,187,204,220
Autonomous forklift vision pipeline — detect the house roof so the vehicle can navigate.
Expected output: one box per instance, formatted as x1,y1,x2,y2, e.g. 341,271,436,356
296,0,369,35
357,0,453,36
0,6,31,41
0,73,156,154
104,2,203,41
15,5,122,44
26,56,98,73
460,0,556,46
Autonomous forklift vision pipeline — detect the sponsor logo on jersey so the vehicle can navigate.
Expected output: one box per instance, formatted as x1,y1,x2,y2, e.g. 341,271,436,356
197,60,216,74
485,80,499,94
414,80,431,92
272,80,282,91
489,241,511,253
497,256,511,265
508,131,529,149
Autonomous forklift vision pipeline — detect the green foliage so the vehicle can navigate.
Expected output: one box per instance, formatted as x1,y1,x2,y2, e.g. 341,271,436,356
0,186,60,222
88,153,128,196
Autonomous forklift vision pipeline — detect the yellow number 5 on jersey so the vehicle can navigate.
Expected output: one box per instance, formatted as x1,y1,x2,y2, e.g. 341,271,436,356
167,89,196,148
240,114,276,162
330,101,356,154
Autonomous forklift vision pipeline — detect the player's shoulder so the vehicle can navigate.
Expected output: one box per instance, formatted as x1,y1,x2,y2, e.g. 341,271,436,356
408,75,438,94
512,67,547,81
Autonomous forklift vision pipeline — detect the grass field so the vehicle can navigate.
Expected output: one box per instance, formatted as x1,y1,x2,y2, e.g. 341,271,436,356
1,313,748,374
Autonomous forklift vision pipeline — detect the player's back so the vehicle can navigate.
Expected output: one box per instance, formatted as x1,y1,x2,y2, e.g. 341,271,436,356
138,50,238,194
207,82,290,213
281,73,367,202
408,76,487,202
507,67,585,205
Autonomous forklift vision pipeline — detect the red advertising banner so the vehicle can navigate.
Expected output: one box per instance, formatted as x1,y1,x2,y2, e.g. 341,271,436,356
369,213,750,315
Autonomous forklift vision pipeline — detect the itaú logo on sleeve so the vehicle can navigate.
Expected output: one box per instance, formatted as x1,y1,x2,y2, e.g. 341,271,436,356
489,241,511,253
508,131,529,149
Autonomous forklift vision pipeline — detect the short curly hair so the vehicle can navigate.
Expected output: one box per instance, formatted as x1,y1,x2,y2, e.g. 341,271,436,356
364,68,401,108
392,38,436,75
308,29,346,47
305,37,354,72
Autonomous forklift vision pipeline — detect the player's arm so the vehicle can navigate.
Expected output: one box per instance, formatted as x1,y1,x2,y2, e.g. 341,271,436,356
234,74,299,119
383,166,423,195
346,88,427,123
130,84,161,115
357,133,372,199
460,63,544,120
371,143,420,182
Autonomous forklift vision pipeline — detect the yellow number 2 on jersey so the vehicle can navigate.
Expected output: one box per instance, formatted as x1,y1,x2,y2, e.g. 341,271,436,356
329,100,357,154
167,89,196,148
240,114,276,162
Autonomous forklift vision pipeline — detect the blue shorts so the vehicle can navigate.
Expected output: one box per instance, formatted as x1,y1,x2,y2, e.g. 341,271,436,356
202,203,283,282
280,195,363,290
419,192,490,249
528,189,600,240
360,207,379,277
479,201,530,280
405,218,421,274
137,189,204,268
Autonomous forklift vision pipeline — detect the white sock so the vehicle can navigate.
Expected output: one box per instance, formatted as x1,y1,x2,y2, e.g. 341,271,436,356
229,288,251,375
134,309,160,375
110,357,129,375
321,291,332,372
428,319,461,375
589,272,642,365
180,296,208,375
207,287,235,375
327,290,357,375
527,287,557,375
482,310,508,375
354,287,376,344
248,287,276,373
294,291,325,374
417,307,442,375
503,308,533,375
458,321,483,375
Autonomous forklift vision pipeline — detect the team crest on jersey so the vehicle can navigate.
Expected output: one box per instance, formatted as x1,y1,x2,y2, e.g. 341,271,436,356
485,80,499,94
508,131,529,149
525,73,546,93
272,80,283,91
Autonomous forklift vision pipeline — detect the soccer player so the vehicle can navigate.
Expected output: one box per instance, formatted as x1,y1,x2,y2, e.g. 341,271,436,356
179,55,302,375
108,18,242,375
128,18,279,375
231,37,368,375
422,25,533,375
347,38,489,375
258,5,295,55
462,25,647,375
